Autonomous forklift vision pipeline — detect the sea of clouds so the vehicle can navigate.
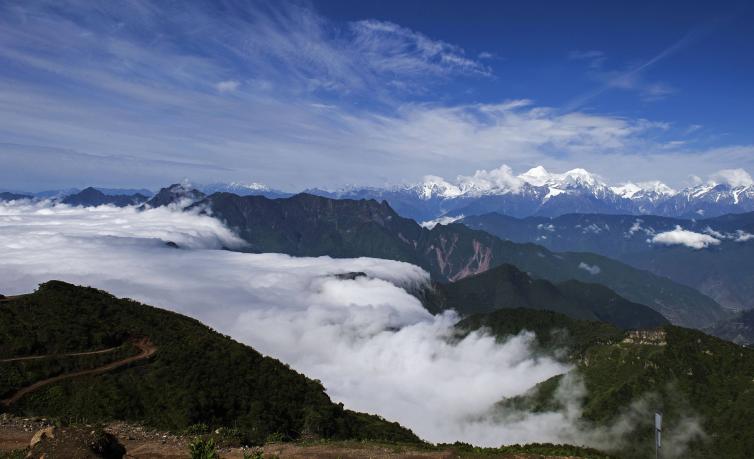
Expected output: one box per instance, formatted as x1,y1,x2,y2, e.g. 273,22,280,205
0,201,702,454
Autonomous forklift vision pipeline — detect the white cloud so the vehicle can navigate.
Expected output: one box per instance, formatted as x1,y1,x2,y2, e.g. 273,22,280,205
652,226,721,249
0,201,569,446
0,2,752,191
626,219,655,237
0,201,706,455
578,262,601,275
457,164,524,195
485,373,703,458
709,168,754,187
734,230,754,242
703,226,725,239
566,32,702,108
420,214,464,229
537,223,556,232
349,19,490,79
215,80,240,93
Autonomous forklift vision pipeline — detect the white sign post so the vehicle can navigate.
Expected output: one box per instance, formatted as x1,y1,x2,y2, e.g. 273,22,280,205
655,412,662,459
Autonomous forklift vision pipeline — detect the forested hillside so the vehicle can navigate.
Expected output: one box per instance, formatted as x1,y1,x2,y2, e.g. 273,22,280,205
0,282,419,445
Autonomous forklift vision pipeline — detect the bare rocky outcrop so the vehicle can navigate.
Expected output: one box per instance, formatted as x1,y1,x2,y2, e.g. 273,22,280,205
26,426,125,459
622,329,667,346
29,426,55,448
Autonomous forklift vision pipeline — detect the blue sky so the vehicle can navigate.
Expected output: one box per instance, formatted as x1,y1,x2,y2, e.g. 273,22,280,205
1,0,753,191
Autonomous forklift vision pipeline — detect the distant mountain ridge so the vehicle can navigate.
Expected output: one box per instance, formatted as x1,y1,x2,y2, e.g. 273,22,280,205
461,212,754,313
0,187,153,203
141,183,206,209
9,165,754,219
422,264,669,330
0,192,32,202
189,191,727,329
62,187,149,207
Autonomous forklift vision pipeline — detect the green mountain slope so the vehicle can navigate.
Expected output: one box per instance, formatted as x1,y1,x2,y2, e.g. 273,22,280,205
455,308,623,357
0,281,419,445
462,211,754,313
460,311,754,458
423,264,669,330
194,192,725,328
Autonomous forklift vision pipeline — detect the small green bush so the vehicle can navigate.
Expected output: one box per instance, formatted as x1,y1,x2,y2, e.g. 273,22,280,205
188,438,219,459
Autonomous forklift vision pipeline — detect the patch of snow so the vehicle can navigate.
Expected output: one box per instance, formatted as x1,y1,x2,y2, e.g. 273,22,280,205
417,176,462,200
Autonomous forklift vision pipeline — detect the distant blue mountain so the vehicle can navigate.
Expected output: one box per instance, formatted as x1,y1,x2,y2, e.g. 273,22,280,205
461,211,754,314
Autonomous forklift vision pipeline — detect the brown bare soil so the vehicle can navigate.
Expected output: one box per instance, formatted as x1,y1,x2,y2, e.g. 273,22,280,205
0,345,121,363
0,417,591,458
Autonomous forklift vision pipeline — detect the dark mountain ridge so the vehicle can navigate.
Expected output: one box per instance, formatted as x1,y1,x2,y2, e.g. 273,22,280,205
190,192,727,329
461,211,754,313
0,192,32,202
423,264,669,330
141,183,206,209
0,281,419,445
62,187,149,207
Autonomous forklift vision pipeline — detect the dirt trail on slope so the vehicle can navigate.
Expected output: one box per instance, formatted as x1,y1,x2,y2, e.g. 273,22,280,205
0,338,156,407
0,346,121,363
0,294,27,302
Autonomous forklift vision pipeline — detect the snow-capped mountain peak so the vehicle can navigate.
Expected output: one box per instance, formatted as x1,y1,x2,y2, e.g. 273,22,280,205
228,181,270,191
417,175,462,199
295,164,754,220
611,182,643,199
557,168,605,189
611,181,676,200
517,166,605,190
454,165,524,197
201,181,282,196
518,166,551,187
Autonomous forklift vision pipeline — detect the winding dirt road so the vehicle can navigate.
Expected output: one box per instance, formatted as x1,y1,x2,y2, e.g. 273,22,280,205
0,338,156,407
0,346,120,363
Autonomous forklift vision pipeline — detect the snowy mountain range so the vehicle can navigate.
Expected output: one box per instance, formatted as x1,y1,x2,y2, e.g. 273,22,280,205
3,166,753,221
306,166,754,221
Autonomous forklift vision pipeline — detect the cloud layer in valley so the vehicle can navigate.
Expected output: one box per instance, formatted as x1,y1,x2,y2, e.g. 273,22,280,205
0,201,567,445
0,202,703,454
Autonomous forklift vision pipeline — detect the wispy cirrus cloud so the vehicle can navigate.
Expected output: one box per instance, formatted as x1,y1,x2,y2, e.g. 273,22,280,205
349,19,491,79
566,24,722,109
215,80,240,93
0,0,751,191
